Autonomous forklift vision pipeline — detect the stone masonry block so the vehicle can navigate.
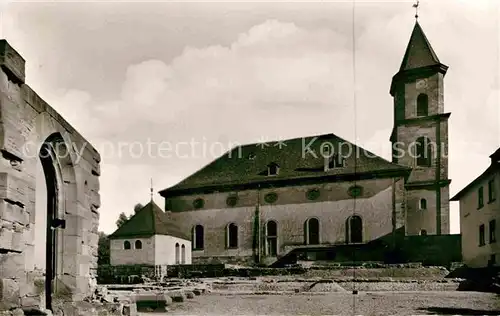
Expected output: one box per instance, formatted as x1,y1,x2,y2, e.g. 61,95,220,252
0,278,20,309
0,225,13,250
20,295,42,310
23,244,34,271
0,40,25,84
10,229,25,252
0,253,25,280
87,232,98,249
61,235,84,257
0,124,28,163
64,214,88,237
0,172,31,207
23,224,34,246
90,190,100,209
0,69,22,107
0,199,29,225
60,256,89,279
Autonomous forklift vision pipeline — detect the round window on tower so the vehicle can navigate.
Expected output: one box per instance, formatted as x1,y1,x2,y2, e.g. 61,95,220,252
348,185,363,198
193,198,205,209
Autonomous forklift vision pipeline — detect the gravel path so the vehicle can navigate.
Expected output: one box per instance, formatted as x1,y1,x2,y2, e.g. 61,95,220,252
142,291,500,316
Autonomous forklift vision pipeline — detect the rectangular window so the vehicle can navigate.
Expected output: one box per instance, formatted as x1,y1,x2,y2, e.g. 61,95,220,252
490,219,496,243
479,224,485,246
478,186,484,209
488,179,496,203
266,237,277,256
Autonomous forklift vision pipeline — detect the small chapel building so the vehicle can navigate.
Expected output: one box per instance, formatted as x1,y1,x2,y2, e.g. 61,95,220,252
108,201,192,266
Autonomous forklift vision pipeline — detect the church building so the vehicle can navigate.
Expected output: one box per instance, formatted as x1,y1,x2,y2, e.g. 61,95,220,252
158,21,453,266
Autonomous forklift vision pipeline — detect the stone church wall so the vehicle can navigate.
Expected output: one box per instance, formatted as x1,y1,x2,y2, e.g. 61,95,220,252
167,177,405,265
0,40,101,311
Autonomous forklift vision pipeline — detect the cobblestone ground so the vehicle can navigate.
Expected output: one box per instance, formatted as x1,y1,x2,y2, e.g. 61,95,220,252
146,291,500,316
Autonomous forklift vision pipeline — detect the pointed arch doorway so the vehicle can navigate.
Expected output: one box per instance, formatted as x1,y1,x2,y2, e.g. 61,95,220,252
39,134,70,311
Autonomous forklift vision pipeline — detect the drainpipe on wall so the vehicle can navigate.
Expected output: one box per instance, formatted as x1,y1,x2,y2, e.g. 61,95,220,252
436,112,442,235
253,184,261,265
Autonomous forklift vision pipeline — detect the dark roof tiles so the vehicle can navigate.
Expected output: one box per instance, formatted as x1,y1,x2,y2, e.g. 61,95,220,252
161,133,410,193
109,201,189,240
399,21,441,71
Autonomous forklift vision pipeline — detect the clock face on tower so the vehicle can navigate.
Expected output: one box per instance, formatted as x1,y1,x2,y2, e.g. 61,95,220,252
416,78,428,89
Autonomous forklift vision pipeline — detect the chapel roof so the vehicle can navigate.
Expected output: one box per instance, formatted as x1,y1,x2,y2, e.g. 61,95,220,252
108,201,189,240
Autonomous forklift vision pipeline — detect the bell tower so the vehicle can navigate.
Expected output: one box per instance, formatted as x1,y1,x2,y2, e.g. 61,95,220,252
390,21,452,235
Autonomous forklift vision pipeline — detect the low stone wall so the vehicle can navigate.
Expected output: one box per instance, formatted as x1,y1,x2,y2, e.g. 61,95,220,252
97,265,157,284
167,264,227,278
302,265,450,280
337,280,460,292
208,277,462,294
192,256,254,266
98,263,454,284
98,264,308,284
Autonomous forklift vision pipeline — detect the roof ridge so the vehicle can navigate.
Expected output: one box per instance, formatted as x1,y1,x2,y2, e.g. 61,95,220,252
109,200,189,240
161,132,375,191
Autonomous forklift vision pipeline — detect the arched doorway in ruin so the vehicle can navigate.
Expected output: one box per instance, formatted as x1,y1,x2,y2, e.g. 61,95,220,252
38,133,73,310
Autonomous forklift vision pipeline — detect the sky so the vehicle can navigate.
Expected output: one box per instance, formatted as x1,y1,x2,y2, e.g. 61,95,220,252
0,0,498,236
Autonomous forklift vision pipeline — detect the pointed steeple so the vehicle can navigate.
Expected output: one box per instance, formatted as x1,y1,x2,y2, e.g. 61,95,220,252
399,21,441,71
390,21,448,96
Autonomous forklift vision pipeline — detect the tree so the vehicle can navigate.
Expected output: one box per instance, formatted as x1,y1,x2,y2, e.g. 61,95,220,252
116,212,129,228
134,203,144,213
97,231,110,265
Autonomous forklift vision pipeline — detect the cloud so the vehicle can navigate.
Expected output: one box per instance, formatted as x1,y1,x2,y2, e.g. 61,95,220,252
55,19,361,147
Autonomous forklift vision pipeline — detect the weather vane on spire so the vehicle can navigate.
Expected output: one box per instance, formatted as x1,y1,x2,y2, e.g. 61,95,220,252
150,178,153,202
413,0,420,20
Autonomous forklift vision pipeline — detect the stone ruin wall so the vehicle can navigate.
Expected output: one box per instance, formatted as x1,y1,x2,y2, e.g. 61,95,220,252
0,40,101,311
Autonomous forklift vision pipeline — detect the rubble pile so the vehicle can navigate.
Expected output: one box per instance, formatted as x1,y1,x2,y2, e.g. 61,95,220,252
92,278,211,314
458,272,500,294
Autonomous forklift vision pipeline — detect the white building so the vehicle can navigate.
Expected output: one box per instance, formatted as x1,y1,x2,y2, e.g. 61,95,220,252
109,201,192,266
451,148,500,268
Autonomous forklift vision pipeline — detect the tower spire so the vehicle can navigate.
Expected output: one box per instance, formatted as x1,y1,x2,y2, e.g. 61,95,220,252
413,0,420,20
150,178,153,202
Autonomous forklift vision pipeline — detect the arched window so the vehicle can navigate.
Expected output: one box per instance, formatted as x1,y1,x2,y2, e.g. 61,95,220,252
415,136,432,167
192,225,204,250
175,243,180,264
304,218,320,245
134,240,142,249
420,229,428,236
181,244,186,264
346,215,363,244
417,93,428,116
419,198,427,210
124,241,131,250
226,223,238,249
266,220,278,256
268,162,279,176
